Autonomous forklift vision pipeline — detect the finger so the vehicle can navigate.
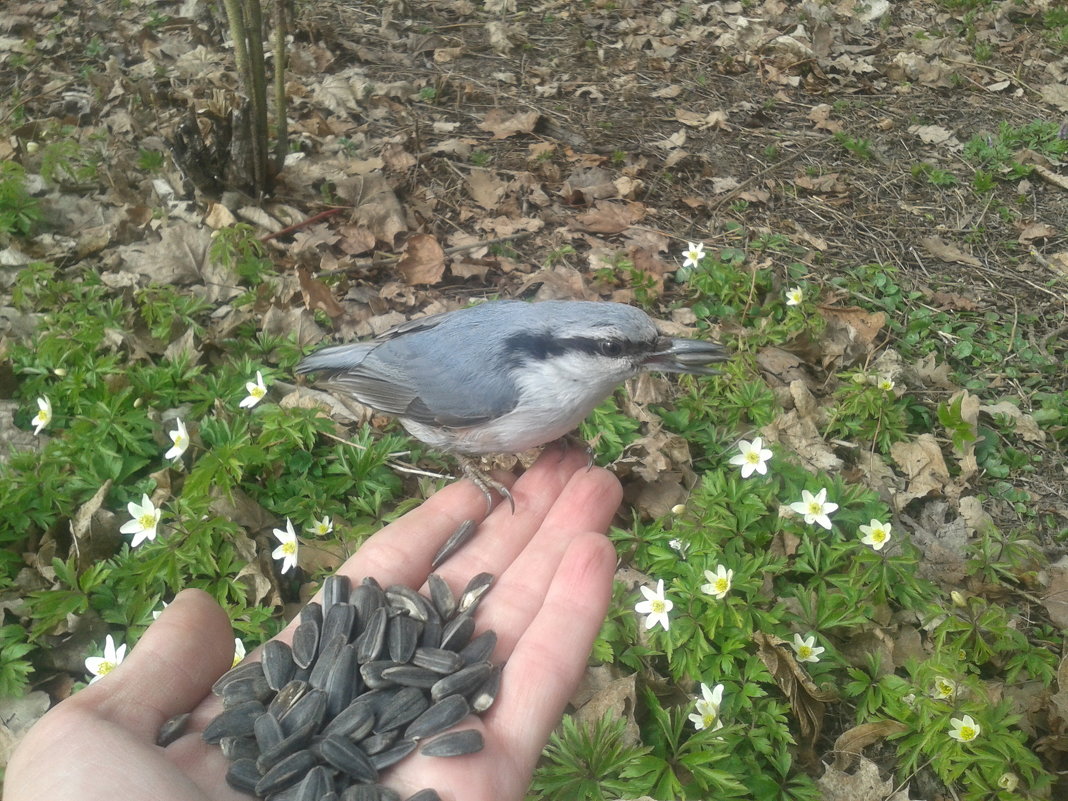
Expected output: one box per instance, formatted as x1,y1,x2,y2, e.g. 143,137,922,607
488,531,617,773
85,589,234,738
470,462,622,658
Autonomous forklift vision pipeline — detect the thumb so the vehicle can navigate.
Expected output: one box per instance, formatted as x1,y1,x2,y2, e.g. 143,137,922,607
86,588,235,739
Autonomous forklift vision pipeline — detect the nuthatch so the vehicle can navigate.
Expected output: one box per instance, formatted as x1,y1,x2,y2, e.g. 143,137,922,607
297,300,727,510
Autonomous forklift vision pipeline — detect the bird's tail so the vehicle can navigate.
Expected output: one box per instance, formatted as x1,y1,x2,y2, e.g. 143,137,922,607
295,343,375,374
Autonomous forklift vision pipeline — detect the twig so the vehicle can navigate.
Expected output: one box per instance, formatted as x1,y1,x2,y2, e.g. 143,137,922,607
261,207,344,241
316,230,536,276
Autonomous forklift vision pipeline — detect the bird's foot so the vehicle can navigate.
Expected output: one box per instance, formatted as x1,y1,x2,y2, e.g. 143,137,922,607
459,457,515,515
551,433,596,470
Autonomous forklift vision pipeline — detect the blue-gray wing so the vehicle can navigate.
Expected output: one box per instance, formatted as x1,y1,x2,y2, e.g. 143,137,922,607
296,318,519,427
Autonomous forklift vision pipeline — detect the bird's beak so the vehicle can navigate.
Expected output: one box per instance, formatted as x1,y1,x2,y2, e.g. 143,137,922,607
644,337,729,375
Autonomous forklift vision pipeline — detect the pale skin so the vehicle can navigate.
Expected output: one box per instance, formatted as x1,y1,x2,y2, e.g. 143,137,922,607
6,448,621,801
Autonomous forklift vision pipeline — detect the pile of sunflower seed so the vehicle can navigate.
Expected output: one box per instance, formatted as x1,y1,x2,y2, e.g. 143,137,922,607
200,572,500,801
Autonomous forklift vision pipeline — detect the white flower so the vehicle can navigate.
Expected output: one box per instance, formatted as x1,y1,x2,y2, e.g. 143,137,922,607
240,371,268,408
164,418,189,461
701,565,733,600
932,676,957,700
272,518,299,574
997,773,1018,792
681,242,705,269
151,600,169,620
877,377,895,391
308,515,333,537
634,579,673,631
232,637,246,668
85,634,126,683
859,519,891,551
789,488,838,530
791,633,825,663
729,437,773,478
785,286,804,306
670,503,687,516
31,396,52,435
687,682,724,732
120,494,162,547
948,714,980,743
668,538,688,557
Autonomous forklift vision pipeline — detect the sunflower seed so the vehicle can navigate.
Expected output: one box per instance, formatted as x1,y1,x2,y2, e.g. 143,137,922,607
279,687,327,735
351,583,386,628
426,574,456,621
359,729,398,755
221,672,273,707
368,738,417,771
404,790,443,801
359,659,400,689
212,658,266,696
321,601,356,648
439,612,475,652
419,616,443,649
374,685,429,734
404,694,469,741
262,640,297,691
355,606,387,663
430,660,493,703
380,664,439,689
220,735,259,761
431,519,477,568
420,728,484,757
387,585,431,622
225,757,261,793
268,679,309,718
202,699,265,743
156,712,190,746
290,764,331,801
471,664,501,713
318,734,379,782
257,718,316,772
457,572,493,614
323,574,351,614
309,633,347,690
387,613,420,663
292,619,320,669
254,709,284,753
412,647,463,675
325,643,360,718
320,695,376,739
255,749,317,796
458,630,497,665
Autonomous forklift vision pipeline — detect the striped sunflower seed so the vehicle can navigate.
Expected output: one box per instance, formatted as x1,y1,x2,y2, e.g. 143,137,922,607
412,647,463,675
355,605,387,663
426,573,456,621
439,612,475,652
374,685,429,734
457,572,493,614
317,734,379,782
255,749,317,796
368,737,416,771
404,790,443,801
404,694,469,741
225,757,261,794
458,629,497,665
387,612,421,664
430,660,493,703
212,658,265,696
156,712,189,746
431,518,477,568
291,619,320,670
321,601,356,647
420,728,484,757
201,699,265,744
262,639,296,691
471,663,502,713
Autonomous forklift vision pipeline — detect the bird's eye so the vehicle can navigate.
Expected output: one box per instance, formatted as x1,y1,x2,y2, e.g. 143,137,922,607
599,341,625,358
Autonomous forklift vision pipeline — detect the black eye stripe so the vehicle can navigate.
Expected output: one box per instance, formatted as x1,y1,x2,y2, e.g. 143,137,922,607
504,332,654,363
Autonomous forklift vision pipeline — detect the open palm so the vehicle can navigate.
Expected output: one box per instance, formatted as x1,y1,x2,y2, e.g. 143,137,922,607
6,449,621,801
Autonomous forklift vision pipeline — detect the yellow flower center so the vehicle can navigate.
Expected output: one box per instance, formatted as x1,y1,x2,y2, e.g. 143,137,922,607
650,600,666,614
798,645,812,659
937,682,952,697
251,385,266,398
871,528,886,542
958,725,976,741
138,512,156,528
714,578,729,593
281,541,297,555
745,451,761,464
34,411,49,423
174,434,187,447
807,501,822,515
98,660,116,676
702,711,717,728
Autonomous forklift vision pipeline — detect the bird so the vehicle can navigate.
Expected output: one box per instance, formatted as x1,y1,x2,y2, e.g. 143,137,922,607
296,299,728,511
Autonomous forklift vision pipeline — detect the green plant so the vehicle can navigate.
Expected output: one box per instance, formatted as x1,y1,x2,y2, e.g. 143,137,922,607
211,223,276,286
0,160,41,236
833,131,875,160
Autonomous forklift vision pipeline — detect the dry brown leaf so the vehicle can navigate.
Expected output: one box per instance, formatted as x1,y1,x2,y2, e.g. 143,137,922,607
794,173,847,193
817,756,895,801
1044,556,1068,631
298,266,346,319
466,170,507,210
979,401,1046,443
808,103,842,132
753,632,834,763
336,172,407,247
572,669,641,746
889,434,950,509
1018,222,1056,243
477,108,540,139
571,201,646,234
0,692,51,773
395,234,446,285
1050,652,1068,726
817,306,886,368
920,235,981,267
764,409,844,474
831,721,909,771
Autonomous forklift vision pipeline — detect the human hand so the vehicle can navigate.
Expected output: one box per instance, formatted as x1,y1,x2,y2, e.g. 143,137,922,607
6,448,621,801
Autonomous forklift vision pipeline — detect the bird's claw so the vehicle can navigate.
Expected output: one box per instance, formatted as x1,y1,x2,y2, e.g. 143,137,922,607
460,459,515,515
